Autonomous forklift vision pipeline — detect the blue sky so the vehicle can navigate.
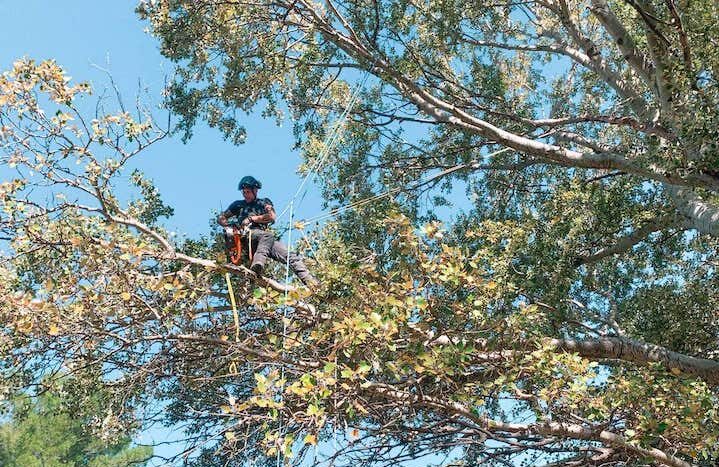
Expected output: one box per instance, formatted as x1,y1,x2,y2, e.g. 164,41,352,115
0,0,325,241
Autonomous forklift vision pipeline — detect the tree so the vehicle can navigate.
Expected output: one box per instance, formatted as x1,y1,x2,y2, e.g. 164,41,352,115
0,379,151,467
133,0,717,464
2,0,719,463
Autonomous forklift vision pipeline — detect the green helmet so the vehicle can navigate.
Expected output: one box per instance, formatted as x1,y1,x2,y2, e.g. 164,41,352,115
238,175,262,190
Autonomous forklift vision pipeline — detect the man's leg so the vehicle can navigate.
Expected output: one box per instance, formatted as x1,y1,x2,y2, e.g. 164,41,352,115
248,229,274,276
268,240,319,286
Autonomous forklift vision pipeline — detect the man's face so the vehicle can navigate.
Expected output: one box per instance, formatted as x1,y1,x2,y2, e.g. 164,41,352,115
242,186,258,202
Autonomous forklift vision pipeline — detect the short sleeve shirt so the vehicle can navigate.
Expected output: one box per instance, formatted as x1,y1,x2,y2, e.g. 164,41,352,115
227,198,274,230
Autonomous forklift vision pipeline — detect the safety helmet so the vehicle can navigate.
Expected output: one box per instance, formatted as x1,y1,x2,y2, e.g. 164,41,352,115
238,175,262,190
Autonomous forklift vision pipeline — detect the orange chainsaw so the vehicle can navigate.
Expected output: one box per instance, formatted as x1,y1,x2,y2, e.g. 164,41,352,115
223,224,250,265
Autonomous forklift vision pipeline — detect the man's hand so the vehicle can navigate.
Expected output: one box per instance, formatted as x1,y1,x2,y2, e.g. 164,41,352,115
241,216,252,227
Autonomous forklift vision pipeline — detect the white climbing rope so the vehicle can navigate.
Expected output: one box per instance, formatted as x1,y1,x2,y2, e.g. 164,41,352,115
271,71,370,466
276,71,371,222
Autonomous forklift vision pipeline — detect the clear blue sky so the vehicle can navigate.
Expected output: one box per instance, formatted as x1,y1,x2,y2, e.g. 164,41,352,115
0,0,325,241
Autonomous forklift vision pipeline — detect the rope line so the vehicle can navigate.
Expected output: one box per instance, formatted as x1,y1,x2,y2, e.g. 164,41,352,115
276,71,371,222
271,73,368,464
224,272,240,342
276,200,295,467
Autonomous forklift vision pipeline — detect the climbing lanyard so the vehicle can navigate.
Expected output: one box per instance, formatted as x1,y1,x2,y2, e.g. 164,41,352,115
224,272,240,343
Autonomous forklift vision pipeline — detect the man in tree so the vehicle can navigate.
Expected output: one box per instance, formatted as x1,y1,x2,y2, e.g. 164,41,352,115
217,175,319,286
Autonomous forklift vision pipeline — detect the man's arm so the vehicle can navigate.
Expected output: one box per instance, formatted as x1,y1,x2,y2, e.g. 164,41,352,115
249,203,276,225
217,210,233,227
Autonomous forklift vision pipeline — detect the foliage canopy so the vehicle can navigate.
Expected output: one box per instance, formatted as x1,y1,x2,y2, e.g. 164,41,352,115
1,0,719,464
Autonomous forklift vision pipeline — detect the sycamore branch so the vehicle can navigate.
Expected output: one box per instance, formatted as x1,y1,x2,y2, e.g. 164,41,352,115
548,337,719,385
428,334,719,386
96,207,312,302
171,252,296,294
589,0,655,87
366,383,694,467
668,187,719,236
291,0,719,194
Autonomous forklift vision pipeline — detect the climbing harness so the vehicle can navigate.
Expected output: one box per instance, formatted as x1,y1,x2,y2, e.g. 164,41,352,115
222,224,250,351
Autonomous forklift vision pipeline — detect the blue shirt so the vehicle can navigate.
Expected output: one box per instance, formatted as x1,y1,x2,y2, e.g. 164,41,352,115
227,198,274,230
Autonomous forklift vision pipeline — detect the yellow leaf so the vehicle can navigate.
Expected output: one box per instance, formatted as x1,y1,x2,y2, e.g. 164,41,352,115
48,324,60,336
303,434,317,446
225,431,235,440
16,319,32,334
670,367,682,376
220,405,231,414
120,292,132,301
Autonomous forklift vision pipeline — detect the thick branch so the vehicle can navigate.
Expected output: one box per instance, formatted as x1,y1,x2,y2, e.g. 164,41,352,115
430,334,719,385
99,209,307,296
548,337,719,385
668,187,719,236
171,252,288,291
589,0,655,86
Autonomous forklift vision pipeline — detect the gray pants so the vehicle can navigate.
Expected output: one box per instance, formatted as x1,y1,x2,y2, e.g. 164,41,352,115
246,229,316,284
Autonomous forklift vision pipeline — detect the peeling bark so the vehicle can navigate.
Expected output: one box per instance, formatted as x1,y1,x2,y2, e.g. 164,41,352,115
549,337,719,385
668,186,719,236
